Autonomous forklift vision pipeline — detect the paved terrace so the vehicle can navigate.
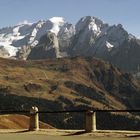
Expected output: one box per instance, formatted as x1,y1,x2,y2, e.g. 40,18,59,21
0,129,140,140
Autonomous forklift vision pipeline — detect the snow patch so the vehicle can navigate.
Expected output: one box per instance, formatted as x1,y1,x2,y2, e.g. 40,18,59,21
106,41,114,51
88,21,100,33
49,17,64,23
29,20,45,45
49,17,65,35
0,42,18,56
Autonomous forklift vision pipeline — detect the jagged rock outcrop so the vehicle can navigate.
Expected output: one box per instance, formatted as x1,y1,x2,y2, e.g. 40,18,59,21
58,23,75,57
0,45,10,58
27,32,60,59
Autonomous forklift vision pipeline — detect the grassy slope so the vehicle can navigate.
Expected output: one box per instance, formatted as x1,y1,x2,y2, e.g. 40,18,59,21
0,114,53,129
0,57,140,129
0,57,140,109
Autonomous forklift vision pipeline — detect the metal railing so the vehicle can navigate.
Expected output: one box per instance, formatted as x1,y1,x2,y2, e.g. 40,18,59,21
0,107,140,132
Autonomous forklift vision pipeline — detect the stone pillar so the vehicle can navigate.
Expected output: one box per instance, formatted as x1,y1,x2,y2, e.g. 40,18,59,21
85,110,96,132
29,106,39,131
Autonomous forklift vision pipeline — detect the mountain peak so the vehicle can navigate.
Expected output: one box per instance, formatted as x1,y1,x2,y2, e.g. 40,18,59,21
44,17,65,36
49,17,65,24
75,16,105,35
17,20,33,26
77,16,104,25
80,16,101,22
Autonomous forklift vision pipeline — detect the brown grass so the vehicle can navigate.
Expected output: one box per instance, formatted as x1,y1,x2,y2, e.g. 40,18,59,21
0,114,53,129
0,57,140,110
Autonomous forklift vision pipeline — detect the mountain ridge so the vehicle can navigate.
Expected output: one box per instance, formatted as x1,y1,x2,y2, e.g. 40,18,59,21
0,16,140,72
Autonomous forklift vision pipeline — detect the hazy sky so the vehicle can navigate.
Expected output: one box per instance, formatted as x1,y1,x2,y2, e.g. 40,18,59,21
0,0,140,37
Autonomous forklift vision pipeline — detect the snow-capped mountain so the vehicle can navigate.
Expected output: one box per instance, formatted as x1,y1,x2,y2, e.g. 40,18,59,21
69,17,130,57
0,16,140,72
68,16,140,72
0,17,74,59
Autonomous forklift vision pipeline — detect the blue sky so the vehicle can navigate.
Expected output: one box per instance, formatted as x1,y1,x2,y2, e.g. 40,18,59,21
0,0,140,37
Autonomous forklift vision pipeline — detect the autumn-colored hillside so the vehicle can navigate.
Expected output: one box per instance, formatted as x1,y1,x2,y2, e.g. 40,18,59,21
0,114,53,129
0,57,140,129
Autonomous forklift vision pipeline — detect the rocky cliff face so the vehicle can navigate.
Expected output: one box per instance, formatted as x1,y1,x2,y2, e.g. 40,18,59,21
27,31,60,59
